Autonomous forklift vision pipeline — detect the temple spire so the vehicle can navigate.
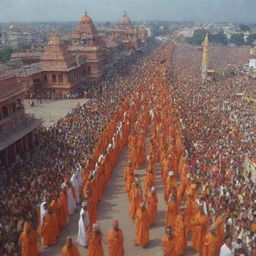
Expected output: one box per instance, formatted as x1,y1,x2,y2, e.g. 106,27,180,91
202,33,209,82
84,9,87,15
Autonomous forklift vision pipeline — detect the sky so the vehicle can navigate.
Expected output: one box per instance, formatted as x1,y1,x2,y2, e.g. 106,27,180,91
0,0,256,23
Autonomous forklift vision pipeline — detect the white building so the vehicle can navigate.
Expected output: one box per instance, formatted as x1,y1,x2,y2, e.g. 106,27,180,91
249,59,256,69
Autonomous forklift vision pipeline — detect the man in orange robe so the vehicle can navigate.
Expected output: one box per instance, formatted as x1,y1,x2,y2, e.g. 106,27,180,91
135,202,150,247
214,213,225,252
129,183,142,219
59,190,68,229
147,186,158,225
162,227,177,256
165,195,178,229
164,171,176,202
184,196,194,234
88,223,104,256
202,225,219,256
192,207,210,252
61,236,81,256
40,207,58,248
19,221,38,256
107,220,125,256
175,208,187,256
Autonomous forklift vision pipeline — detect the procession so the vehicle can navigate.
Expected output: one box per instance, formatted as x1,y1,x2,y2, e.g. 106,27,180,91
0,38,254,256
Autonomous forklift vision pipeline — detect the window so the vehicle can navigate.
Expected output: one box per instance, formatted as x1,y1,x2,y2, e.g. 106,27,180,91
58,74,63,83
12,103,17,113
87,66,91,73
52,74,57,83
2,106,8,118
44,75,47,82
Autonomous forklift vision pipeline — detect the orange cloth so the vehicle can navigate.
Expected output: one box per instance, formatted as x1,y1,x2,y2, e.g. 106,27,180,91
135,207,150,247
40,213,58,246
61,244,81,256
164,176,176,202
251,223,256,232
129,186,142,218
214,216,225,250
59,191,68,228
147,192,158,225
107,228,125,256
19,223,38,256
192,211,210,252
175,214,186,255
184,198,194,233
165,200,178,228
162,233,177,256
202,232,218,256
88,232,104,256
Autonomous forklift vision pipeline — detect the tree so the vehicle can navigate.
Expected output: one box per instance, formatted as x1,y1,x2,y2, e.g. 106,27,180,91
209,31,228,45
187,29,208,45
239,24,251,32
0,47,13,62
230,33,245,46
246,33,256,46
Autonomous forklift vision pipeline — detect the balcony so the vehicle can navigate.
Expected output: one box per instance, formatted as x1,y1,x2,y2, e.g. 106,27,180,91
0,114,42,151
0,110,25,132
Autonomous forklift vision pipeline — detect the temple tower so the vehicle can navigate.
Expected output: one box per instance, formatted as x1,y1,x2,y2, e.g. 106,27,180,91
202,34,209,82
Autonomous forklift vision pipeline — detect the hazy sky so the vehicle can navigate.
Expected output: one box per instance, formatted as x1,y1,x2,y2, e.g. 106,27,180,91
0,0,256,23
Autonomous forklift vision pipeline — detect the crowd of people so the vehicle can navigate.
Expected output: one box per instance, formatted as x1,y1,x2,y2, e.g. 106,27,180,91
1,38,255,256
169,43,256,254
0,42,158,255
120,41,256,256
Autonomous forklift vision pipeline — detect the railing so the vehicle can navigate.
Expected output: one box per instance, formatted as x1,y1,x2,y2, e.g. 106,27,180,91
0,110,25,127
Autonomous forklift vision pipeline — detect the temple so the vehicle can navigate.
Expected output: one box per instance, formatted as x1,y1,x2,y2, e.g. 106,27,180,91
0,11,148,98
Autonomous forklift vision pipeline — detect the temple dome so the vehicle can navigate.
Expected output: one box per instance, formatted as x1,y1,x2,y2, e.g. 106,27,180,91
120,11,132,25
48,33,62,46
79,10,93,24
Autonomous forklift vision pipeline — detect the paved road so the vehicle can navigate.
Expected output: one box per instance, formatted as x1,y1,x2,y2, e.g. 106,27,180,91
24,99,88,127
41,143,198,256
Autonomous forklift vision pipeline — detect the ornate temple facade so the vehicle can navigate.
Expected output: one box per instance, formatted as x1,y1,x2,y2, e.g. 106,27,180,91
1,11,148,97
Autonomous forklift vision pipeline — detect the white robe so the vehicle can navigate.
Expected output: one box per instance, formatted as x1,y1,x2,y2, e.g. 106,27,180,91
77,208,90,246
40,202,47,227
220,244,234,256
67,187,76,215
71,173,80,203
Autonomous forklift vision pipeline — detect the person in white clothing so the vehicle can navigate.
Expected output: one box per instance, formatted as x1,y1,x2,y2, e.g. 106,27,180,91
71,171,80,204
67,183,76,215
40,202,47,228
220,235,234,256
77,201,90,248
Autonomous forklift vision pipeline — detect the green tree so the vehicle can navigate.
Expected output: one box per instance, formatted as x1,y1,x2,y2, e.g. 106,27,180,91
19,43,32,50
239,24,251,32
246,33,256,46
230,33,245,46
187,29,208,45
209,31,228,45
0,47,13,62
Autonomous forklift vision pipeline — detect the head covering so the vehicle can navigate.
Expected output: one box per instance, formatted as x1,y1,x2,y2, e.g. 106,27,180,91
166,227,173,234
92,223,99,232
140,202,146,208
112,219,119,227
168,171,174,177
66,236,72,242
82,201,88,207
191,183,197,189
210,224,216,232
